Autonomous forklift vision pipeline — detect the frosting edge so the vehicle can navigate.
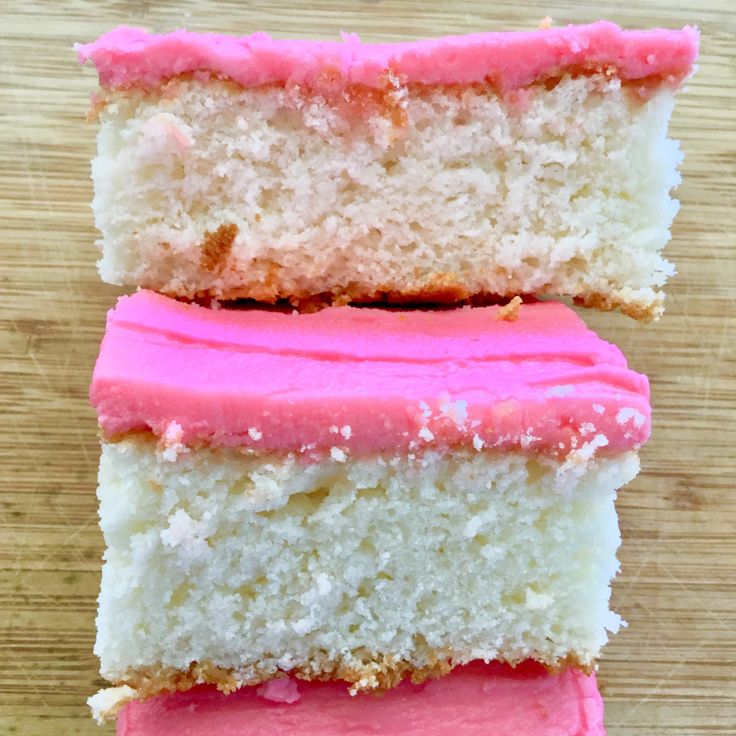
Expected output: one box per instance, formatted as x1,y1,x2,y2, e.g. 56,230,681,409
76,21,699,92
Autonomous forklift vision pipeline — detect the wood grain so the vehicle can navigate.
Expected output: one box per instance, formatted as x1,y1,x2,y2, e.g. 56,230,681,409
1,1,734,734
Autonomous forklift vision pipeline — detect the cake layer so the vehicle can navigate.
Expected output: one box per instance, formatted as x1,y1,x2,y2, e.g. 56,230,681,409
78,25,697,319
108,662,605,735
91,292,650,456
77,22,696,92
95,440,633,694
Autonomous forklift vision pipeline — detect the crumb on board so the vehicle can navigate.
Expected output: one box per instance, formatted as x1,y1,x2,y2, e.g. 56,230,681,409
496,296,523,321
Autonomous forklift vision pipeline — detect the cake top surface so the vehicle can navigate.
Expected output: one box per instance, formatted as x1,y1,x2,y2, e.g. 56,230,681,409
115,662,604,736
77,21,698,92
91,291,650,457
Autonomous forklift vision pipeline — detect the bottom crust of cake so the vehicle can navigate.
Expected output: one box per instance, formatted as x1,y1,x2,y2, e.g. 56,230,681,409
176,277,662,322
573,289,663,322
114,651,594,701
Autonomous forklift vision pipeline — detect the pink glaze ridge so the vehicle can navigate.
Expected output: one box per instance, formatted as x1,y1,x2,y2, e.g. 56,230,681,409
117,661,605,736
77,21,698,93
90,291,650,457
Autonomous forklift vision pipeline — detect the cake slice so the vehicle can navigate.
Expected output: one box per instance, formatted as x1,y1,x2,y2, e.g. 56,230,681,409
89,291,649,700
77,22,697,320
105,662,605,735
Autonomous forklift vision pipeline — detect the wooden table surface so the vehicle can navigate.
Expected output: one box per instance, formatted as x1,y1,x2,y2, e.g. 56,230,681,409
1,1,734,734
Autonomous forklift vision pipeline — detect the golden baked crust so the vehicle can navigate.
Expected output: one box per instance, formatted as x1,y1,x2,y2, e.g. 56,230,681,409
573,291,662,322
110,650,594,701
496,295,523,321
199,223,239,273
172,275,661,322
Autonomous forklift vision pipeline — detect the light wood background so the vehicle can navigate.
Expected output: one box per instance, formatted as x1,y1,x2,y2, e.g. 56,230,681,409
1,1,734,734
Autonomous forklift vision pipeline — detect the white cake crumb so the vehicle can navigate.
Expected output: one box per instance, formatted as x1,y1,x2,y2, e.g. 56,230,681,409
140,112,193,152
161,447,178,462
520,431,541,450
464,515,483,538
584,433,610,456
292,617,314,635
557,434,610,483
525,588,554,610
418,401,432,421
160,421,188,461
472,434,485,451
418,427,434,442
160,508,211,559
439,398,468,427
163,421,183,444
340,425,352,440
87,685,136,725
315,573,332,596
616,408,645,428
248,427,263,441
593,404,605,414
330,447,347,462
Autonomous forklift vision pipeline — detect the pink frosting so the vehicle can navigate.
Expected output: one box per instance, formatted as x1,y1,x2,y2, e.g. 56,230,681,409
117,661,605,736
90,291,650,457
77,22,698,92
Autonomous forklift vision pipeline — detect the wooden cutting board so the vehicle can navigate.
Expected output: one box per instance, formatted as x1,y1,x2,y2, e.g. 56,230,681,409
1,1,734,734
